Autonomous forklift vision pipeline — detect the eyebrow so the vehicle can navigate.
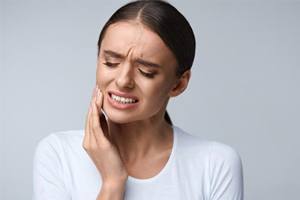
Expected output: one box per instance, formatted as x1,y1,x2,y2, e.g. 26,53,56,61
103,49,162,68
103,50,123,59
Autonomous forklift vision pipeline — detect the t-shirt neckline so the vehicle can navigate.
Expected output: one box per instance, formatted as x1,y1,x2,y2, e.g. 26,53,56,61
127,125,178,184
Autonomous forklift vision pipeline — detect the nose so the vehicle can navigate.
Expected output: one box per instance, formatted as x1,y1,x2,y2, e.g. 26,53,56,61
115,61,135,90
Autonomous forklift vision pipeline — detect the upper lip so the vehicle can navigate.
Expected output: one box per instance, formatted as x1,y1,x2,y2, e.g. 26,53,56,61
108,90,139,101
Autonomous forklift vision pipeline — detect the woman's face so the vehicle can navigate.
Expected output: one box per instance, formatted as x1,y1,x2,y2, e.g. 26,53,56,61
96,21,187,123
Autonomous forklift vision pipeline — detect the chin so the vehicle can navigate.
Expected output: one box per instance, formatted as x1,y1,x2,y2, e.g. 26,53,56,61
101,105,136,124
105,112,139,124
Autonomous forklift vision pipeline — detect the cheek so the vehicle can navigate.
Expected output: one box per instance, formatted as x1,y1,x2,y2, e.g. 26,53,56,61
140,78,172,104
96,65,112,89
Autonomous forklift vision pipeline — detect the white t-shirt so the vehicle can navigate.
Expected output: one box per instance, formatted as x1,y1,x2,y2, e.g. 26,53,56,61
32,125,243,200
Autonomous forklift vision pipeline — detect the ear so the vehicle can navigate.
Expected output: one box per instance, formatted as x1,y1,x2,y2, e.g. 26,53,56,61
168,69,191,97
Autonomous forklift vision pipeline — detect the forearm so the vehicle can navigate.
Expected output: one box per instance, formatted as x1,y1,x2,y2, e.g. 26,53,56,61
96,182,126,200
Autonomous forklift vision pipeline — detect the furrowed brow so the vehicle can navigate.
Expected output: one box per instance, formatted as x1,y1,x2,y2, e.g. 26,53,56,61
103,50,124,59
135,58,161,68
103,49,161,68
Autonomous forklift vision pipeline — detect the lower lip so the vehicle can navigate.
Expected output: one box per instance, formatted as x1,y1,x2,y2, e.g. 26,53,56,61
107,93,139,110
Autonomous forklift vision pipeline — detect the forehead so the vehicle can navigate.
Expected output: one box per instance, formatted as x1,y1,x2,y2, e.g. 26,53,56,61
100,21,176,65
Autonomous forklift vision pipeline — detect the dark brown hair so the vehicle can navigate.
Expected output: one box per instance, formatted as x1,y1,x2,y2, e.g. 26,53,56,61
97,0,196,125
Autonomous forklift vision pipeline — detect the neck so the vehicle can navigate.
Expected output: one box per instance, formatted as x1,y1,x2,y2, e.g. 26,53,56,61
108,113,173,164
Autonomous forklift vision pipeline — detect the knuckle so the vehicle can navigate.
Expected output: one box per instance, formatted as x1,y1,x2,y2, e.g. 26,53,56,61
82,142,89,150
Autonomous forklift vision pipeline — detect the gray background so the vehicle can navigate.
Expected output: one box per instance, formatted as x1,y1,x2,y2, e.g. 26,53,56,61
1,0,299,199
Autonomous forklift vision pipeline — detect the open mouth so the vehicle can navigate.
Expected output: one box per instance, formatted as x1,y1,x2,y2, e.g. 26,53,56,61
108,92,139,104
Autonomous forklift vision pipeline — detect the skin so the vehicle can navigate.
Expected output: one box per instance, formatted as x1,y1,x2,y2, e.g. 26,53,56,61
83,21,191,199
85,87,127,199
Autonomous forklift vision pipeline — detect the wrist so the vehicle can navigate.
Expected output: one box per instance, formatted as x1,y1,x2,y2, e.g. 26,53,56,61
102,181,126,191
98,181,126,200
102,177,127,191
103,173,128,187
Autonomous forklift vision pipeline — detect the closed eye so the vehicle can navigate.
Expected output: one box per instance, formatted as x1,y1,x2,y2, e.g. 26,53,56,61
138,69,156,78
103,62,156,78
103,62,119,67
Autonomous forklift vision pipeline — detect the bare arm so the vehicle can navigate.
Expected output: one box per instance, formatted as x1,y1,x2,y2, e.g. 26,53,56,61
97,181,126,200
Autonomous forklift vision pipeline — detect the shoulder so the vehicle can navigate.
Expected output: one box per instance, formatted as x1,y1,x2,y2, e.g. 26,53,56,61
173,126,243,198
173,125,212,156
173,125,242,167
36,129,83,145
205,142,244,198
173,125,211,149
208,141,243,168
34,129,84,158
204,141,243,192
32,131,84,199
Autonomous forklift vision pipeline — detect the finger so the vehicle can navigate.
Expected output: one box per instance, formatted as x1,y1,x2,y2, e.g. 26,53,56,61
85,86,97,143
84,86,99,149
100,113,110,141
83,101,92,148
88,85,99,148
95,88,110,141
91,95,109,145
95,86,103,109
89,96,100,147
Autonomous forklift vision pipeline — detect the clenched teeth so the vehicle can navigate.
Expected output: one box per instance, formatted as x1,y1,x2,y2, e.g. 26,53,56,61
111,94,137,104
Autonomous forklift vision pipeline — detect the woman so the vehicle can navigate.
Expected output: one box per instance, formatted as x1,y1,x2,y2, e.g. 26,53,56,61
33,1,243,200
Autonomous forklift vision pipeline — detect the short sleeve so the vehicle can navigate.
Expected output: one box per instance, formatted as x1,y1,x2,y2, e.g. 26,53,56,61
32,134,70,200
208,142,244,200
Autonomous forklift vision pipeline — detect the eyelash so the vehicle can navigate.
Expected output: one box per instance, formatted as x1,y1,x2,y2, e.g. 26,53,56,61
103,62,156,78
103,62,118,67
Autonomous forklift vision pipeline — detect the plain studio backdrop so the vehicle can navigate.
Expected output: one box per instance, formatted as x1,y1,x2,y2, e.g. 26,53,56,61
1,0,299,199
